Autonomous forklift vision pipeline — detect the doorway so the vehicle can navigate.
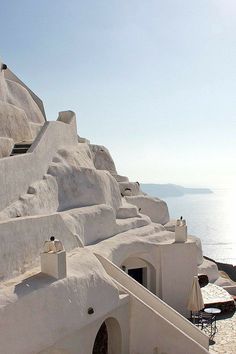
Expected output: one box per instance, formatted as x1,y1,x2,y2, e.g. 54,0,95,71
128,267,144,285
92,322,108,354
121,256,156,293
92,318,122,354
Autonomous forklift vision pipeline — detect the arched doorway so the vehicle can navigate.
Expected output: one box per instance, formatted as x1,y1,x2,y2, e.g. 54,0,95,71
92,322,108,354
92,318,122,354
121,256,156,293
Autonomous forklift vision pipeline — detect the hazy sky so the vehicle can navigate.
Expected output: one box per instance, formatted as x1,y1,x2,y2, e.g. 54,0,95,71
1,1,235,187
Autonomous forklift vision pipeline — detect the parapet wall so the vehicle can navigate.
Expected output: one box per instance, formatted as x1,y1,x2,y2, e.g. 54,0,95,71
0,113,78,211
0,212,80,280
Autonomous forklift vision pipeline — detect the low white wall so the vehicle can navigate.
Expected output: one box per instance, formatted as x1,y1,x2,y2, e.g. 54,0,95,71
126,195,170,225
57,110,77,131
62,204,150,247
0,212,80,280
95,254,209,352
62,205,117,246
0,114,78,211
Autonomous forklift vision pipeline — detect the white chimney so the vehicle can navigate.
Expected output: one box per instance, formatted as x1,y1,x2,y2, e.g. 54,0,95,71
175,218,187,243
40,237,67,279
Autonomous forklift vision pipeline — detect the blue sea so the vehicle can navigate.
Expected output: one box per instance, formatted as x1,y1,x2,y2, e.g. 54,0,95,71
162,189,236,265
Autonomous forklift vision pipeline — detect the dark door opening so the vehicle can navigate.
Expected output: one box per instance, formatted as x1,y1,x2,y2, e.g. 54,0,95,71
92,322,108,354
128,267,143,285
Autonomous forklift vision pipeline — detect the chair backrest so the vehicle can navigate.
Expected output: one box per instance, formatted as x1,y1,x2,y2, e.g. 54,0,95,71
199,312,216,324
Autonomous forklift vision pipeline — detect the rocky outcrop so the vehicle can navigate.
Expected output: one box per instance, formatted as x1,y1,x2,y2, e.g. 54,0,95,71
0,59,44,144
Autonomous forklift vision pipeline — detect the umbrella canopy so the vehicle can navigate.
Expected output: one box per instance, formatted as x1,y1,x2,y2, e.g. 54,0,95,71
187,275,204,312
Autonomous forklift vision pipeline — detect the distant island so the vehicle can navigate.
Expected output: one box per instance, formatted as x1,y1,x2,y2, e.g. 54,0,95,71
141,183,213,198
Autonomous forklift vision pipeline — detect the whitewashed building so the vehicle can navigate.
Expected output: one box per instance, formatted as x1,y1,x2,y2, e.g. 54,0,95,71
0,58,228,354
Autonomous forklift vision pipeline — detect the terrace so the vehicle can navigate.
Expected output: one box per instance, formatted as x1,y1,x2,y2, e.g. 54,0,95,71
209,311,236,354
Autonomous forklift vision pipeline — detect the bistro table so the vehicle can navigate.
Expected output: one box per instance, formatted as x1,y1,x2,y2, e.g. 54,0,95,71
204,307,221,315
202,308,221,338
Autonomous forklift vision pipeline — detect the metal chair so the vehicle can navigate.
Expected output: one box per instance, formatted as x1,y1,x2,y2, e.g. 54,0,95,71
199,312,217,339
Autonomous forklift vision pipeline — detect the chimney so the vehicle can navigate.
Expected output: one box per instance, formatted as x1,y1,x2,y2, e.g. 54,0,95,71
40,237,67,279
175,217,187,243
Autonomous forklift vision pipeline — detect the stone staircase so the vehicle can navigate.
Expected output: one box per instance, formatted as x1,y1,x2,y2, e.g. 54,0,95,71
95,254,210,354
10,142,31,156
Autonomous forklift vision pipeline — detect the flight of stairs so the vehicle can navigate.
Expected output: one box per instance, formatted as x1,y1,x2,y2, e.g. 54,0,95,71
10,143,32,156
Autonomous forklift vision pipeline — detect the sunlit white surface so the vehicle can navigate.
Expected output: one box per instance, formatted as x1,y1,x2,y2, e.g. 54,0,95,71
163,187,236,265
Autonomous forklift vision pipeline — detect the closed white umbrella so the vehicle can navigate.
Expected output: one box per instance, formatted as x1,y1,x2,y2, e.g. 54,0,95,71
187,276,204,322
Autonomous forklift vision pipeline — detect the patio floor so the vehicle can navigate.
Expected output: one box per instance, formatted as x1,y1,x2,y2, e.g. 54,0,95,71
209,310,236,353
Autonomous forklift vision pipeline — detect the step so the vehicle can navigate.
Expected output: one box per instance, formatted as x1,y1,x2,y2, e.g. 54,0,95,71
115,216,151,234
116,205,139,219
12,148,29,153
116,216,148,227
14,143,32,148
10,143,32,156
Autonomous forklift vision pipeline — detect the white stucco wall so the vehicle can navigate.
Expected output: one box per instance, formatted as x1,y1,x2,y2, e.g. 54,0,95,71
0,101,33,142
0,137,14,158
130,296,209,354
0,249,123,354
0,116,78,211
0,60,45,125
95,254,209,353
4,68,46,120
0,212,80,280
91,229,200,313
160,242,198,316
126,195,170,225
39,299,129,354
0,139,123,220
90,144,117,175
62,204,150,246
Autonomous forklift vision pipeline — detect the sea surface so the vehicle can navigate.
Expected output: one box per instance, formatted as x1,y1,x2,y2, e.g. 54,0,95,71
161,189,236,265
